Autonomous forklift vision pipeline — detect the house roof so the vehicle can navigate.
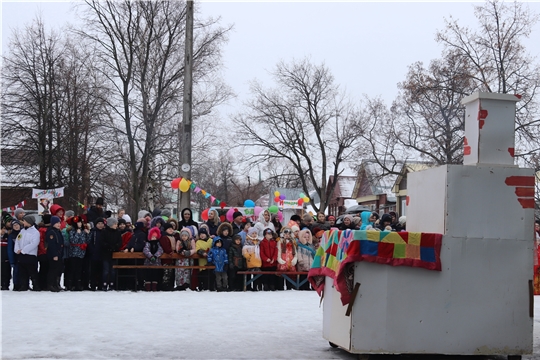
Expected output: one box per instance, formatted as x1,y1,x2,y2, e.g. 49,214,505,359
351,159,400,202
336,176,357,198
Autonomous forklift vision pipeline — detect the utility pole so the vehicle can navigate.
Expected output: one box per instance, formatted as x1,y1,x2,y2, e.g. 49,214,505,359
179,0,193,213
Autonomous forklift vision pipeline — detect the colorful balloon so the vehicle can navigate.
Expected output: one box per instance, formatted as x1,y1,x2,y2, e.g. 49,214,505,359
244,199,255,207
299,193,305,198
303,196,309,203
201,208,209,221
279,194,286,200
274,196,280,203
254,206,263,217
297,198,304,206
170,178,181,189
219,215,225,222
274,191,280,197
220,202,226,209
268,205,279,214
179,178,190,192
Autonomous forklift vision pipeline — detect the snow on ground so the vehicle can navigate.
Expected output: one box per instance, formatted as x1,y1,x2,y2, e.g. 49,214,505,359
2,290,540,360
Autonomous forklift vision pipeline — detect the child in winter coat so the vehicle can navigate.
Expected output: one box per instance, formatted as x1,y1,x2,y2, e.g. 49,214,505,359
207,237,228,292
296,229,315,290
143,227,163,291
243,227,262,291
228,234,246,291
68,216,90,291
217,222,233,251
260,228,278,291
175,227,196,290
277,227,298,290
196,226,213,291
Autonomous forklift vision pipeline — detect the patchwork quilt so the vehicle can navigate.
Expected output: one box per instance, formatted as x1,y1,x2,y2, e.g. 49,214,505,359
308,229,442,305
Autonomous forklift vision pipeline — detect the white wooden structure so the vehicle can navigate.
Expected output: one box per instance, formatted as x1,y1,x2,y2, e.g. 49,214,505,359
322,92,534,358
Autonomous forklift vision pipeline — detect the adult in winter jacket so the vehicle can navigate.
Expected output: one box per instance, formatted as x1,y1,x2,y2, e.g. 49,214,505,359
14,216,41,291
7,220,21,290
68,216,90,291
338,215,357,231
86,197,105,226
359,211,374,230
207,237,228,291
101,217,122,290
178,208,199,230
254,209,275,241
202,209,220,237
37,214,51,290
45,216,64,292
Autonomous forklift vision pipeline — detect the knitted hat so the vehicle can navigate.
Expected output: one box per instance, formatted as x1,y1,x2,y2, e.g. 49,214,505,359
134,220,145,230
179,227,192,238
161,209,172,218
162,222,173,231
316,230,325,238
233,211,243,220
117,218,127,226
65,210,75,218
198,227,208,235
152,208,162,217
96,197,104,205
11,219,21,228
95,217,105,226
14,208,25,219
398,216,406,225
327,215,335,221
148,227,161,240
138,210,151,219
107,217,118,227
291,225,300,232
42,214,52,225
122,214,132,224
22,215,35,226
247,227,258,236
50,216,61,227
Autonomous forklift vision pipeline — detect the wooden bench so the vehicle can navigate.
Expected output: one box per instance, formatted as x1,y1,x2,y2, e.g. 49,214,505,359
112,252,215,290
237,270,309,291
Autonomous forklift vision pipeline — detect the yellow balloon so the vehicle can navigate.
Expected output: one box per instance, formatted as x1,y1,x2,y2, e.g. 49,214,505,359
179,178,190,192
303,196,309,202
274,191,280,197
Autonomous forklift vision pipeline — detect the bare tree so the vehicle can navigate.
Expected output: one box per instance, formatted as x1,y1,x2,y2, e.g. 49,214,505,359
79,0,232,215
437,0,540,159
233,58,363,213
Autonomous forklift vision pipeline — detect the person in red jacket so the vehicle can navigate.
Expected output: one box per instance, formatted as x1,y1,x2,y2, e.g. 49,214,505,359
260,228,278,291
49,204,67,230
37,214,51,290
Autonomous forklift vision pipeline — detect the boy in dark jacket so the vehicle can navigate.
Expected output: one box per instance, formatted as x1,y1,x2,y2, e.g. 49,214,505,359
101,217,122,291
45,216,64,292
207,237,228,292
228,234,245,291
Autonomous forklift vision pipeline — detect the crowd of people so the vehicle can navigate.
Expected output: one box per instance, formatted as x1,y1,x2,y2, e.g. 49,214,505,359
0,197,406,292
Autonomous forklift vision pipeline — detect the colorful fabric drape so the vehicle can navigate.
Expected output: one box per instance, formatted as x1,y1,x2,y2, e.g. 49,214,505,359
308,229,443,305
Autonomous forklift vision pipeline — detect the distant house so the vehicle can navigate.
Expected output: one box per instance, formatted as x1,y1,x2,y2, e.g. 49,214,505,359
327,175,357,216
351,160,398,215
392,161,435,216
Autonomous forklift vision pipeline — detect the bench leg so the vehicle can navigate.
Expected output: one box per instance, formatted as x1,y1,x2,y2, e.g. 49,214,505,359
243,274,247,292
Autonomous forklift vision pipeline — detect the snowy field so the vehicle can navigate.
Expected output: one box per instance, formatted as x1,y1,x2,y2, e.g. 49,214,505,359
2,290,540,360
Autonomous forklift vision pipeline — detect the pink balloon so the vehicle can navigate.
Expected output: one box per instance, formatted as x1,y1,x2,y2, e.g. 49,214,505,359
278,210,283,222
254,206,263,218
226,208,235,222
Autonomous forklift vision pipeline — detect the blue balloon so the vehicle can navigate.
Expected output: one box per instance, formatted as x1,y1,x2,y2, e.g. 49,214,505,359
244,199,255,207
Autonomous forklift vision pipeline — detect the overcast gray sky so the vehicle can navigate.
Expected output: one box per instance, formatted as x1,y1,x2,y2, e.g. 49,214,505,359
2,1,540,118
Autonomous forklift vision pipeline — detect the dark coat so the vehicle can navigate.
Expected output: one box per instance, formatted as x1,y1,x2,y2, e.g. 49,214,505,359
228,242,245,270
87,228,104,261
126,229,147,252
101,226,122,260
178,208,199,229
45,227,64,260
86,206,104,226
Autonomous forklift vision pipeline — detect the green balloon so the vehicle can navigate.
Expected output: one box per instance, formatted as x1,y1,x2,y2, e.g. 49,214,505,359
268,205,279,214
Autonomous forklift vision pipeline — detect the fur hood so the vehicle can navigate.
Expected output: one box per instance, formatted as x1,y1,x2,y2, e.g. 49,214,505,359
217,222,233,237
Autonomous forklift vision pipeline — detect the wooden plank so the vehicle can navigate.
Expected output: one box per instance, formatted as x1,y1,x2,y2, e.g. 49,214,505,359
529,279,534,318
345,282,361,317
113,265,214,269
237,271,308,275
112,252,203,259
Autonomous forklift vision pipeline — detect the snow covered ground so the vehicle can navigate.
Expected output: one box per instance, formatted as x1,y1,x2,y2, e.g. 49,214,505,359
2,290,540,360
